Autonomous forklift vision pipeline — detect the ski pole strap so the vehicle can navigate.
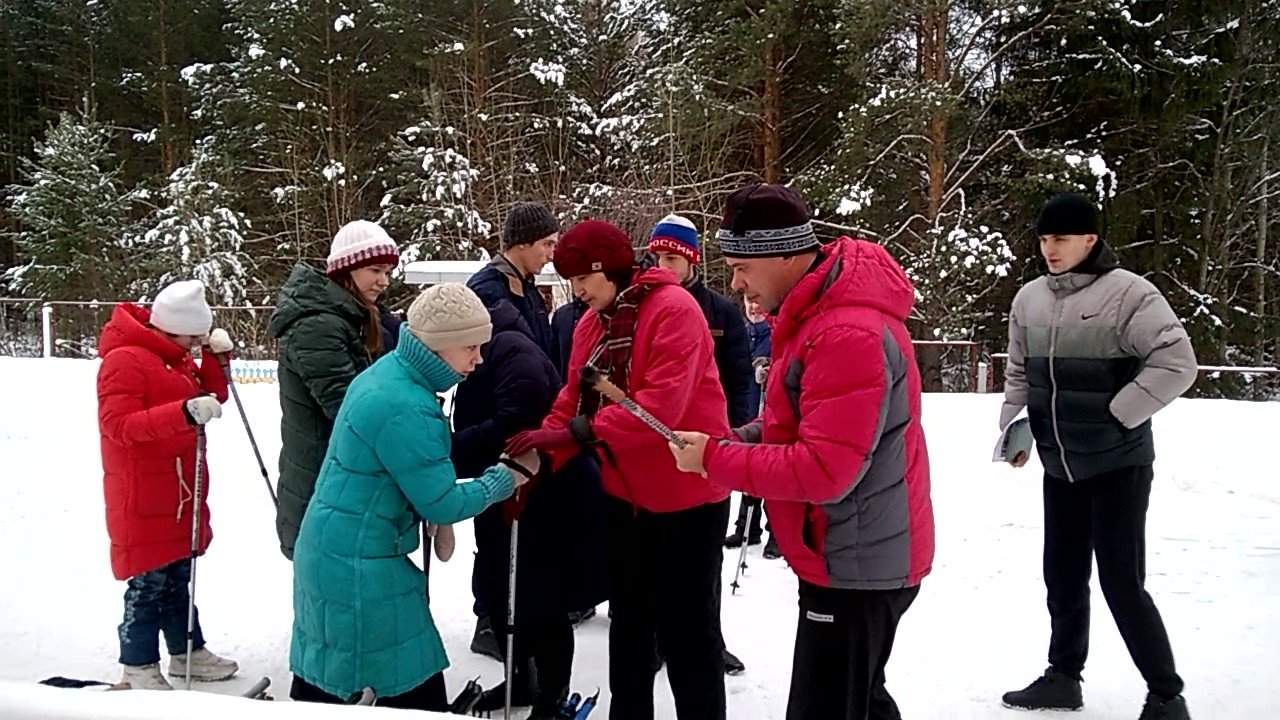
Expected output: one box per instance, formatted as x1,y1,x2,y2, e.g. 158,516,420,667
499,456,536,481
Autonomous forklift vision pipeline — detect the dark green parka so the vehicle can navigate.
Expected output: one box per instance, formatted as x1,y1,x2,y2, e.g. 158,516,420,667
269,263,380,560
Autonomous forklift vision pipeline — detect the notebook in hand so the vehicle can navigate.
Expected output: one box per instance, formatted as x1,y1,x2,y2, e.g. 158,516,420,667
993,416,1033,463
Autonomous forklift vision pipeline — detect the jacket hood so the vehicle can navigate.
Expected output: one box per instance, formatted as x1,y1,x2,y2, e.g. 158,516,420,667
488,299,535,339
1055,239,1119,277
98,303,189,364
268,263,367,339
775,238,915,339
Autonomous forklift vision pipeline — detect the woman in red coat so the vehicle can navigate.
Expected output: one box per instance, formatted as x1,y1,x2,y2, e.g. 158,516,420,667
97,279,238,690
506,220,731,720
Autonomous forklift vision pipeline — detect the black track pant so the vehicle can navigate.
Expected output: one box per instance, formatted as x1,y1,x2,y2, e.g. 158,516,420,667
1043,465,1183,698
785,582,919,720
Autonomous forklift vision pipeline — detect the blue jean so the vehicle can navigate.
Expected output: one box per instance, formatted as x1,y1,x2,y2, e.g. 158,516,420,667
118,559,205,666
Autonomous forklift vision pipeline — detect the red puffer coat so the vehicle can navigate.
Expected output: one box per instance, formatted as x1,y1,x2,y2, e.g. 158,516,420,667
543,267,731,513
97,304,228,580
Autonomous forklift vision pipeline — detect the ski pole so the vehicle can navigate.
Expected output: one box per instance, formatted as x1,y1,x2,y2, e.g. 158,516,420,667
505,516,520,720
185,427,206,691
217,356,278,508
731,501,754,595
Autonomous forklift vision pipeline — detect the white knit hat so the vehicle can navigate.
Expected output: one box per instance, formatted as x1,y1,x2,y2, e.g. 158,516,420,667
150,280,213,336
326,220,400,277
407,284,493,351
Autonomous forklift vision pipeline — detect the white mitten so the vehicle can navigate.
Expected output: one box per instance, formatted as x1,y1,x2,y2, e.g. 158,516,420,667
184,396,223,425
206,328,233,354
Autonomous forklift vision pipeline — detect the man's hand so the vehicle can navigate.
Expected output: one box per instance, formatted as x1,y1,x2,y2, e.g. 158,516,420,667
752,357,770,386
669,431,710,477
205,328,233,355
1008,451,1029,469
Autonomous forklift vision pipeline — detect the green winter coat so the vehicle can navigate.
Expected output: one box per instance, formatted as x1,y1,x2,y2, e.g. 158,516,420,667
268,263,374,560
290,326,516,699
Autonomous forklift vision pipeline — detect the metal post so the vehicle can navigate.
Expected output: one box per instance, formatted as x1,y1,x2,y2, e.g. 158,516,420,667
976,361,989,394
41,303,53,358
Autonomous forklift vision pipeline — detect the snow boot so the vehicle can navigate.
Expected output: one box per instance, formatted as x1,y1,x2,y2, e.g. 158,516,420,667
168,647,238,682
568,606,597,626
723,532,761,549
1138,693,1191,720
473,679,536,712
762,536,781,559
120,663,172,690
470,615,503,662
723,649,745,675
1002,667,1083,711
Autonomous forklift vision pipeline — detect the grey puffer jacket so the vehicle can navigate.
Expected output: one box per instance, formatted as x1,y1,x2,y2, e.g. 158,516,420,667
1001,243,1197,481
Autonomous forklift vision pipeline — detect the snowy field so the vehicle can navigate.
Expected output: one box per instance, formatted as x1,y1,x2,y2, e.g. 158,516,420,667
0,356,1277,719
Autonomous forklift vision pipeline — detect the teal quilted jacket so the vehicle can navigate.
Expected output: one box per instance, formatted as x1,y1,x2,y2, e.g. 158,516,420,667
289,326,515,699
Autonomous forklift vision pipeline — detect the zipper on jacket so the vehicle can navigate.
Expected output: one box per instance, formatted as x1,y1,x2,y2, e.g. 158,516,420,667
1047,294,1075,482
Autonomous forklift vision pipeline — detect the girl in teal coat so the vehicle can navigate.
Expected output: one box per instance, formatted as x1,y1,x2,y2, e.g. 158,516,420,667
289,283,540,710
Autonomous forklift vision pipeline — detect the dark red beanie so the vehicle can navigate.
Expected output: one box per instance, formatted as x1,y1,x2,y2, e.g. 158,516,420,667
553,220,636,278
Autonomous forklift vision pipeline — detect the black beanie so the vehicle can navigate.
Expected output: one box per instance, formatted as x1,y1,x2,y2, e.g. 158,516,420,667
1036,193,1099,236
503,202,560,249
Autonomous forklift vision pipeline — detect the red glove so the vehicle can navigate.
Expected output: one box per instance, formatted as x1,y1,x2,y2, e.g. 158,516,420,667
504,428,576,457
502,479,542,524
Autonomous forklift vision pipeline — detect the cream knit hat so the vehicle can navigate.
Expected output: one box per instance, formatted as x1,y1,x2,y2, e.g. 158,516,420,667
407,283,493,351
150,279,213,336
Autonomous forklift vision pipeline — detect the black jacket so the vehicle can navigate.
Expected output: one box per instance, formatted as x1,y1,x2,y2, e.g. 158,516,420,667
685,275,753,428
550,298,587,383
451,300,608,620
467,255,553,359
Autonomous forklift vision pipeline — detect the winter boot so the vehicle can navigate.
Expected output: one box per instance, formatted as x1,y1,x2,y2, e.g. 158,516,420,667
168,647,238,682
120,663,172,690
723,649,746,675
470,615,503,662
724,532,760,549
1002,667,1083,711
568,606,597,626
762,536,781,559
473,678,537,712
1139,693,1191,720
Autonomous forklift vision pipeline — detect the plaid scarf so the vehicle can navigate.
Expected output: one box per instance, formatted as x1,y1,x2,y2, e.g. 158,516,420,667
578,270,658,418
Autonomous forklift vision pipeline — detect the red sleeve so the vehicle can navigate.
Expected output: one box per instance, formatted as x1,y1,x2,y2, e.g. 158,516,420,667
196,353,230,403
588,296,710,453
98,352,192,446
705,325,889,503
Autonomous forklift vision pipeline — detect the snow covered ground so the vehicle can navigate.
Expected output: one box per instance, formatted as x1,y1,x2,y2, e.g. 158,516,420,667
0,356,1277,719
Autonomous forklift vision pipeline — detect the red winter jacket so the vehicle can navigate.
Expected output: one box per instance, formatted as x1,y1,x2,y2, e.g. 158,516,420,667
543,267,731,513
705,238,935,589
97,304,229,580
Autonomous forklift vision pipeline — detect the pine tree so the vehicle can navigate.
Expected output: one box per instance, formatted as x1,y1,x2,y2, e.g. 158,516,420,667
135,136,254,304
4,105,133,300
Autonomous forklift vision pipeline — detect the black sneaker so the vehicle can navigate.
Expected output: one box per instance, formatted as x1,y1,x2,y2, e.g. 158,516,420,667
1002,667,1083,711
469,616,503,662
762,536,781,559
723,649,745,675
1139,693,1190,720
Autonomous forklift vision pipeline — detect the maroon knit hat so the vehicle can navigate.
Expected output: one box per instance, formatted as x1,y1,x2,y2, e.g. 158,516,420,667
553,220,636,278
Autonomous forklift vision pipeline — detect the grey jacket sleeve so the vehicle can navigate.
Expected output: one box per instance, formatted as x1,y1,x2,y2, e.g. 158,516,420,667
1000,291,1028,430
1109,279,1198,428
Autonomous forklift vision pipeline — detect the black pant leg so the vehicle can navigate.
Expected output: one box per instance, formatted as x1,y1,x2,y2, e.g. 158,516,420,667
380,672,449,711
1089,465,1184,699
606,497,658,720
289,676,346,704
785,583,918,720
656,500,729,720
1043,473,1095,677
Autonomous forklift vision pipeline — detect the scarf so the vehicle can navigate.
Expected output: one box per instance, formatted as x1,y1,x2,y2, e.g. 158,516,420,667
577,270,658,418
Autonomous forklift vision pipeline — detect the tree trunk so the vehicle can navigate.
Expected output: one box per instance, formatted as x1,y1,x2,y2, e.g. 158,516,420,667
924,1,948,225
1256,138,1269,369
761,32,782,183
